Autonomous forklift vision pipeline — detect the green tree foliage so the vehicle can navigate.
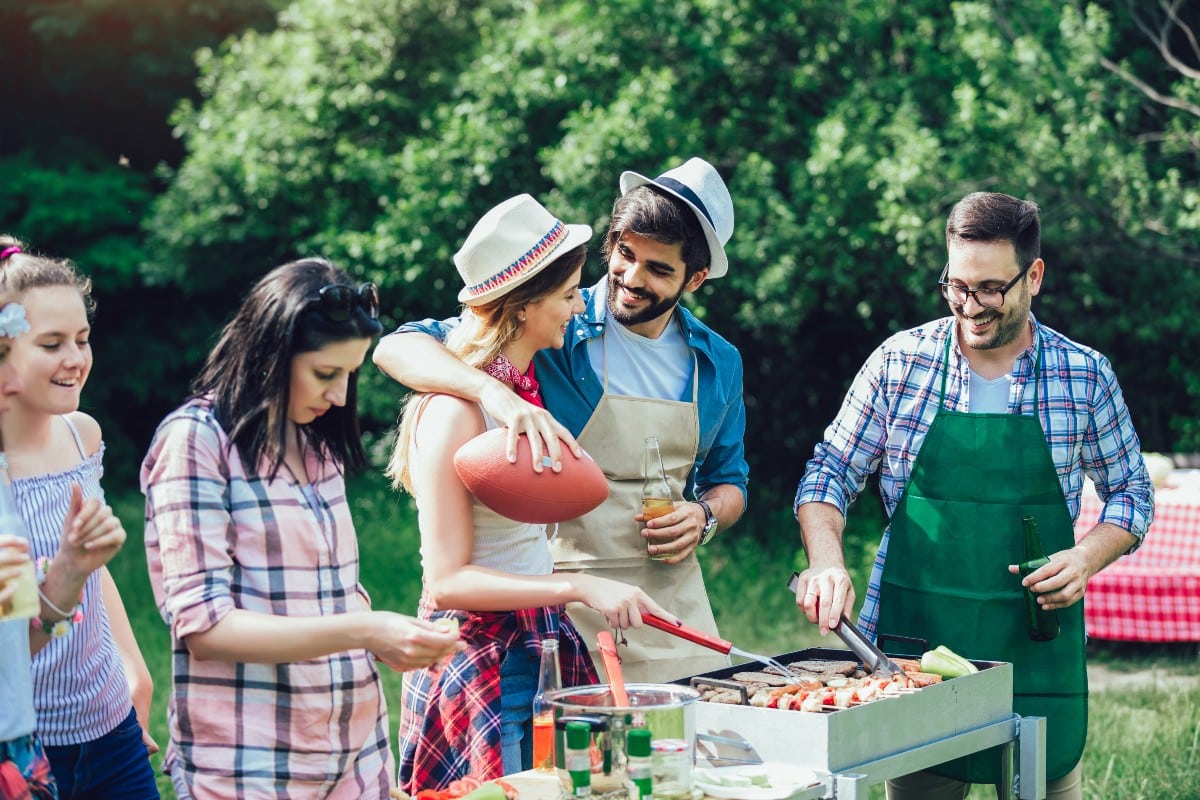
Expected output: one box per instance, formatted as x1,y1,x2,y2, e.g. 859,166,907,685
143,0,1199,518
0,0,284,468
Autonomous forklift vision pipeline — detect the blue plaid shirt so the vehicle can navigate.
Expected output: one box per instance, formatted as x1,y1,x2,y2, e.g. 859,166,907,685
795,315,1154,637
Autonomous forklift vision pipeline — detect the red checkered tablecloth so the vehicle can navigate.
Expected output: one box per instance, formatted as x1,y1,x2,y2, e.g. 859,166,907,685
1074,473,1200,642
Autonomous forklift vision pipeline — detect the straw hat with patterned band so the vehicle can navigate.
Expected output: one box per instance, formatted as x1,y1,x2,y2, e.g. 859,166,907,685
618,156,734,279
455,194,593,306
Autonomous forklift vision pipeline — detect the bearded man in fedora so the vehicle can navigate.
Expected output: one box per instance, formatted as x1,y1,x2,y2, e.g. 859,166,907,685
374,157,748,682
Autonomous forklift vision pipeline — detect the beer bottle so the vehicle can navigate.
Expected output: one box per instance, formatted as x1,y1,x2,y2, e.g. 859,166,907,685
531,637,560,772
641,437,673,560
1018,514,1060,641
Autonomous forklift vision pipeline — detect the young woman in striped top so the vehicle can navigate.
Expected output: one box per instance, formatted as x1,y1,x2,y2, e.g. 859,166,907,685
0,238,158,799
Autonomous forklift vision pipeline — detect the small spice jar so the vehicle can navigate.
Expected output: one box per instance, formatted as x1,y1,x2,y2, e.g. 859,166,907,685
649,738,691,800
626,728,652,800
565,720,593,798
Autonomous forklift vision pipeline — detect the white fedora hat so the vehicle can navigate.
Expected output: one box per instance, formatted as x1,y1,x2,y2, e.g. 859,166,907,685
618,156,734,279
455,194,593,306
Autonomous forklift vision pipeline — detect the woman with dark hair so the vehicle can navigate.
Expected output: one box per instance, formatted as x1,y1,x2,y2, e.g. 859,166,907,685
141,258,460,800
388,196,671,792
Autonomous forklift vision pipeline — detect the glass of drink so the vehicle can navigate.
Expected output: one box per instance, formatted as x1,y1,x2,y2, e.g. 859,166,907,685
0,556,39,621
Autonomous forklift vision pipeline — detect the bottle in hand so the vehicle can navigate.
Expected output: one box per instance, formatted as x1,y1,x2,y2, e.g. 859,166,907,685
642,437,673,561
1018,514,1060,642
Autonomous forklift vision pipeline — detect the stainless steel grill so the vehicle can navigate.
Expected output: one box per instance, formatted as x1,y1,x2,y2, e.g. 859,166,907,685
674,646,1047,799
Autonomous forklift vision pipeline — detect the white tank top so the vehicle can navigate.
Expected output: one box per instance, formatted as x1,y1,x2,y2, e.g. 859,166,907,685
416,405,552,576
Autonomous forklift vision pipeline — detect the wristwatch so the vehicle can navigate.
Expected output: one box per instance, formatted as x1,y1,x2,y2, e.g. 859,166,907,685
695,499,718,546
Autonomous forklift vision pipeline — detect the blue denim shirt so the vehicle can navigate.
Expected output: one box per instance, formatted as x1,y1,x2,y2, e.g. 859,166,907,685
393,278,749,505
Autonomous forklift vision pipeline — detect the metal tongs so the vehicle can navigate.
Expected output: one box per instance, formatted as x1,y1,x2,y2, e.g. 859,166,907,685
787,571,906,678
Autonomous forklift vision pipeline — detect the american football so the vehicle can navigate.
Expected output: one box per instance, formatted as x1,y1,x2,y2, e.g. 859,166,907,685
453,427,609,523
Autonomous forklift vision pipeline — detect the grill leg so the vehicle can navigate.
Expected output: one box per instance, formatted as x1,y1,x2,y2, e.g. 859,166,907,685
998,739,1015,799
834,772,868,799
1015,715,1047,799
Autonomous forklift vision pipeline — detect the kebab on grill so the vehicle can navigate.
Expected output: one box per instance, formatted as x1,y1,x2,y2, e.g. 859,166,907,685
694,657,946,711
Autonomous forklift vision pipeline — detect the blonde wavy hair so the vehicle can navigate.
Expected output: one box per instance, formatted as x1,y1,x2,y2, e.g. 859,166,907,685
386,243,587,493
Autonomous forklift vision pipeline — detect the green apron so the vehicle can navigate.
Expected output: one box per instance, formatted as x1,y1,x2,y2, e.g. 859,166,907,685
875,330,1087,783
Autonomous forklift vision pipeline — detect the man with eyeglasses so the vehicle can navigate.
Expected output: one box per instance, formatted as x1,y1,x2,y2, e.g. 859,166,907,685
792,192,1153,800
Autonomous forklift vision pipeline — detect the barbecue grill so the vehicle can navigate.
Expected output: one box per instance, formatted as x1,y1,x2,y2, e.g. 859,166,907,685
675,646,1047,799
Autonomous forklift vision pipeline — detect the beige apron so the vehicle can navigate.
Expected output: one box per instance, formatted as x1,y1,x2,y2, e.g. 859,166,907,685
551,319,727,683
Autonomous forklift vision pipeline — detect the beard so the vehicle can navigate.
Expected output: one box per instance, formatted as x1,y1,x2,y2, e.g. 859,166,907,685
606,272,686,327
953,292,1030,351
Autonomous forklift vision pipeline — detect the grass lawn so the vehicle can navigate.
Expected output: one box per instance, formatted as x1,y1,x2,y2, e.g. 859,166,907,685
105,472,1199,799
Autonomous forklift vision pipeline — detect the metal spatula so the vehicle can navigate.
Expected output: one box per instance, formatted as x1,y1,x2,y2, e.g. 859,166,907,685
642,613,793,674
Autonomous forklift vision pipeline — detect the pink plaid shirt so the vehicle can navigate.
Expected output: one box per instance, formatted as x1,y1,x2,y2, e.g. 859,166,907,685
141,398,392,799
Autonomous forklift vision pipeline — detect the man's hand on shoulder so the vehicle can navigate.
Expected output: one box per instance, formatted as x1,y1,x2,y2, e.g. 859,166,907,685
478,380,580,473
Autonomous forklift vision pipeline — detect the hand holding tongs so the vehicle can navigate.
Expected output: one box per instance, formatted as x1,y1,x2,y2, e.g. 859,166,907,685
787,571,906,678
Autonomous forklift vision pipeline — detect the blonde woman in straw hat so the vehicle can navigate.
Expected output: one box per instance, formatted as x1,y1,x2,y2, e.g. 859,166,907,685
389,194,673,792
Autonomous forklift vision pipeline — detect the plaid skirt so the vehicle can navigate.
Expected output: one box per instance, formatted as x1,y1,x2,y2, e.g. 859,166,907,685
396,600,598,793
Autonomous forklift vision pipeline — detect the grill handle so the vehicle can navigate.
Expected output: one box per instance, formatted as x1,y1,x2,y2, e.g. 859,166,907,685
877,631,929,658
643,613,733,654
689,676,750,705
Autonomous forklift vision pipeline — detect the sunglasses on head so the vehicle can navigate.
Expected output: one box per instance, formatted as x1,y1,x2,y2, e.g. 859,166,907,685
308,283,379,322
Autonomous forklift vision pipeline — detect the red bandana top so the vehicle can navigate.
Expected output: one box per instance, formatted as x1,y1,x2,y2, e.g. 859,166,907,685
484,354,543,408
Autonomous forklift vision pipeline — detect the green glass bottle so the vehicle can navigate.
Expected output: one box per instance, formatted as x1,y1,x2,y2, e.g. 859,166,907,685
1018,514,1060,642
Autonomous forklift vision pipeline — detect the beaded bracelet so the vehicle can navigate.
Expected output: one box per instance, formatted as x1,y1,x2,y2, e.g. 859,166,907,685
30,556,85,639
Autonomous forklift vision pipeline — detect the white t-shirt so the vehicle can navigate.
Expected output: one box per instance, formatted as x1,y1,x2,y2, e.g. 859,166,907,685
968,368,1013,414
585,310,692,400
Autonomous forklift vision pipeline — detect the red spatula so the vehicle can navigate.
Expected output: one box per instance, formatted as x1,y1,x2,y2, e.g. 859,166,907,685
596,630,630,706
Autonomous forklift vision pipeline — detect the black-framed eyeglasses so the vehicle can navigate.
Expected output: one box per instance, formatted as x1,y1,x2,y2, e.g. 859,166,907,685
308,283,379,322
938,262,1032,309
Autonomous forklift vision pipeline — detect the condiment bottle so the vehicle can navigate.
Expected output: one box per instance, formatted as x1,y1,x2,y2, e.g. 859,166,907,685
532,637,561,772
1018,514,1060,641
626,728,652,800
565,720,592,797
641,437,672,561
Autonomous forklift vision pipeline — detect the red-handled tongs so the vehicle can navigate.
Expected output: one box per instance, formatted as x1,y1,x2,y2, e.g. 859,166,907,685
642,613,792,674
